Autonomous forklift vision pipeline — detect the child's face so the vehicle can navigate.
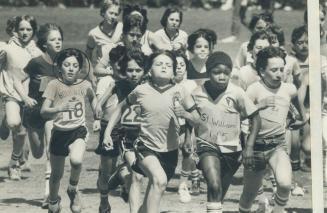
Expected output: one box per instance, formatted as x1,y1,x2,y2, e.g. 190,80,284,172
124,27,142,46
150,54,174,82
253,39,270,60
176,57,186,78
253,19,268,33
263,57,284,86
17,20,33,45
46,30,62,54
209,64,231,88
193,37,210,60
293,33,308,58
166,12,180,30
125,59,144,85
104,5,120,25
60,56,80,84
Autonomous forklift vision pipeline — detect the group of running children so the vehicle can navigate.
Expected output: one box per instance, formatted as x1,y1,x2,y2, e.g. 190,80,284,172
0,0,321,213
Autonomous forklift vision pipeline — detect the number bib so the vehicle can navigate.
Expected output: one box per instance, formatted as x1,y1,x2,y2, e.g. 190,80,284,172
121,105,143,126
62,99,85,122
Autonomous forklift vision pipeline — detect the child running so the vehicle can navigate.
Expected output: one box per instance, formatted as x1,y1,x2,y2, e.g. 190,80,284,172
239,46,307,213
187,51,260,213
94,48,147,213
41,48,99,213
102,50,199,212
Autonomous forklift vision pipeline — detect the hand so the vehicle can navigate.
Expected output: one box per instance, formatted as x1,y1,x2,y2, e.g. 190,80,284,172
23,97,37,108
182,140,193,154
103,135,114,150
172,42,182,51
288,119,308,130
173,104,187,119
58,102,76,112
242,147,254,169
93,120,101,132
258,97,275,110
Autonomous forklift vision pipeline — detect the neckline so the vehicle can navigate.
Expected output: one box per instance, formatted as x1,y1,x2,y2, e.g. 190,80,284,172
99,21,118,39
149,81,175,94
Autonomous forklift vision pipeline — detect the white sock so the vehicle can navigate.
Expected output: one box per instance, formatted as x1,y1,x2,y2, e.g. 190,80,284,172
207,202,222,213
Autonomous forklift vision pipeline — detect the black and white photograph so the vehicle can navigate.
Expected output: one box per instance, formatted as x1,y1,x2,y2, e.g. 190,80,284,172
0,0,321,212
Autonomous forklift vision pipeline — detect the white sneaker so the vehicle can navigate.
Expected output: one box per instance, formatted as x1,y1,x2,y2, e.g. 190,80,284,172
178,183,192,203
274,2,282,9
8,166,21,181
256,197,269,213
283,6,293,11
220,35,237,43
291,184,305,196
221,0,233,11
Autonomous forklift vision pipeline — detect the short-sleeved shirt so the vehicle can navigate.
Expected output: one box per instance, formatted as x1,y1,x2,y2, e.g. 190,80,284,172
238,64,261,91
235,41,249,69
126,82,191,152
154,28,188,51
42,79,93,131
192,82,258,153
247,81,297,138
140,30,154,56
283,55,301,84
86,22,123,64
186,61,208,86
24,55,58,102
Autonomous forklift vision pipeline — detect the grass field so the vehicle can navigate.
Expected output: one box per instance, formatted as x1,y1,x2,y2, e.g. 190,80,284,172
0,6,316,213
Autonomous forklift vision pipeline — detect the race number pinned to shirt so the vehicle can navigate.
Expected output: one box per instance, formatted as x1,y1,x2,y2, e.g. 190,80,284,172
259,95,289,124
62,97,84,122
121,105,143,125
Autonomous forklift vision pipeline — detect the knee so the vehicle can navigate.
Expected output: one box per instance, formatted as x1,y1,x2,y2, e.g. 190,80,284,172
70,158,82,169
7,119,21,131
277,180,292,192
151,175,167,192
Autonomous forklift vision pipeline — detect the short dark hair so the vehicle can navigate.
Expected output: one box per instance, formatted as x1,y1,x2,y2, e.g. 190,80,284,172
247,30,271,52
187,28,217,53
291,25,307,44
172,49,188,65
37,23,64,52
160,7,183,28
100,0,121,17
122,13,146,35
119,48,148,76
122,4,148,26
255,46,286,75
146,50,177,75
15,15,38,37
267,24,285,46
248,13,274,32
56,48,84,69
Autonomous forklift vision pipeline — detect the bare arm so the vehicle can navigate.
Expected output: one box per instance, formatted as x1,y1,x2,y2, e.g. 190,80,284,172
13,77,37,107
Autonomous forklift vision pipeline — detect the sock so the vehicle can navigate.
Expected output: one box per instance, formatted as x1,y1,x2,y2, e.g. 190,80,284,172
179,170,191,189
49,198,59,210
273,192,289,213
9,153,20,167
68,179,78,192
191,169,200,182
206,202,222,213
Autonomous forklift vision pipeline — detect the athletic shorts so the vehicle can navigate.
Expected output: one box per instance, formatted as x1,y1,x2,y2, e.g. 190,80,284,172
50,126,88,156
250,134,288,171
196,140,241,173
22,103,47,129
94,120,121,157
134,141,178,181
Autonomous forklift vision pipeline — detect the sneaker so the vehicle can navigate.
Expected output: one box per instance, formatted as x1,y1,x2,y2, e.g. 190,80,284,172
107,163,126,190
203,3,212,10
256,197,269,213
8,165,21,181
190,179,200,196
0,117,10,140
220,35,237,43
221,0,233,11
274,2,282,9
48,197,61,213
20,161,32,172
178,183,191,203
291,183,305,196
283,6,293,11
67,189,82,213
42,196,49,209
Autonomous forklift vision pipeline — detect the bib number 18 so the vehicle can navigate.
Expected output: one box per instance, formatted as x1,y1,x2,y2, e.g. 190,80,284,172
63,102,84,121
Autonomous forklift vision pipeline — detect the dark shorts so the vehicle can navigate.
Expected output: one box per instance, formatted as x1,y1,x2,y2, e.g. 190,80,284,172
94,120,121,157
134,141,178,181
196,140,241,173
250,134,288,171
22,103,47,129
50,126,88,156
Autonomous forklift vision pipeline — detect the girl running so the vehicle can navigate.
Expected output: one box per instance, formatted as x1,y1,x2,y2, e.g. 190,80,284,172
187,51,260,213
0,15,42,181
154,8,188,52
187,28,217,85
103,50,199,212
41,48,99,213
239,46,307,213
94,48,147,213
13,23,63,208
